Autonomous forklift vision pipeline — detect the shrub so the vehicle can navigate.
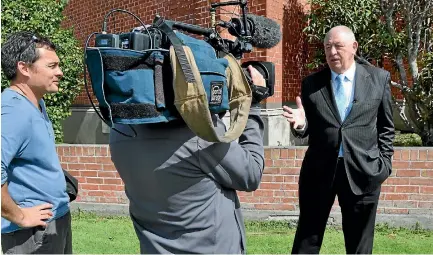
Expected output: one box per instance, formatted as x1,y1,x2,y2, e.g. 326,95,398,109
1,0,83,142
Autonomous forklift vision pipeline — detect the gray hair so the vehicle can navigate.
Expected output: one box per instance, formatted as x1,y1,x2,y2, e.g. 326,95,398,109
324,26,356,43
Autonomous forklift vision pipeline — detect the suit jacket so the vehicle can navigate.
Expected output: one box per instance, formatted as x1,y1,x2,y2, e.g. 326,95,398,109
109,106,264,254
293,63,395,195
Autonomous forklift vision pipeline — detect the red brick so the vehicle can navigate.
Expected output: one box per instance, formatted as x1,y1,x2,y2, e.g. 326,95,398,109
283,176,296,183
295,160,303,167
271,149,280,159
409,178,433,186
410,150,419,161
381,186,395,193
61,147,70,156
264,149,271,159
99,185,117,191
237,191,253,197
264,160,274,167
392,161,410,169
79,157,96,164
113,185,125,191
418,150,427,160
427,150,433,160
81,171,98,177
396,170,420,177
395,186,420,193
102,164,117,171
384,194,409,200
260,175,273,182
384,177,410,185
392,150,401,160
80,184,99,190
68,163,85,170
411,162,433,169
295,149,305,159
85,164,102,170
102,192,120,198
283,160,296,167
104,178,123,185
95,147,108,157
273,176,285,183
62,156,79,163
83,147,95,156
253,190,274,197
73,147,83,156
86,177,104,184
273,160,285,167
56,147,63,155
259,197,281,203
401,150,410,160
280,149,289,159
240,197,261,203
274,190,297,197
421,186,433,194
287,149,296,159
67,170,81,177
281,197,298,204
282,183,298,191
421,170,433,178
258,183,281,190
281,167,300,175
95,157,113,164
87,191,104,197
264,167,280,174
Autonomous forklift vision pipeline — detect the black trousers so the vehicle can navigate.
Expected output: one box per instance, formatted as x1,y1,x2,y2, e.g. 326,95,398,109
291,159,381,254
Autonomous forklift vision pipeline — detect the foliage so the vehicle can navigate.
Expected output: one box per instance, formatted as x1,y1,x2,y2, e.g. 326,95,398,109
394,132,423,146
1,0,83,142
304,0,433,145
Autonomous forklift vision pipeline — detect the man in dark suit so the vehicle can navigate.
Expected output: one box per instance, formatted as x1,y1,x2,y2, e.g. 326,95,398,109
283,26,395,254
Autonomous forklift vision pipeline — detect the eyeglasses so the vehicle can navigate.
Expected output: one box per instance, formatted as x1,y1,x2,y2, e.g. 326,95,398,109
18,35,40,62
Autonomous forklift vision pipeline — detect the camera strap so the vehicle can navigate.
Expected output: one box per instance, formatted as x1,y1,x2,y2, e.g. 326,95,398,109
170,46,252,143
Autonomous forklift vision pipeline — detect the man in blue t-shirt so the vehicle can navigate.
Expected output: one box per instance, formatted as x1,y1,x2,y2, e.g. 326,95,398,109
1,31,72,254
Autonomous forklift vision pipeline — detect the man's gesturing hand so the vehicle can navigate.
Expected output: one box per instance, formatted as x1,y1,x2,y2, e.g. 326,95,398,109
282,96,306,129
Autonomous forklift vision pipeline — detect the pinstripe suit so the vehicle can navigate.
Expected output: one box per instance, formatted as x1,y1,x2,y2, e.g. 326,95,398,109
291,63,395,254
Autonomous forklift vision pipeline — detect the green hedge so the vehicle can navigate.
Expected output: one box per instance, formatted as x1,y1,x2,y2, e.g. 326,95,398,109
1,0,83,142
394,133,423,147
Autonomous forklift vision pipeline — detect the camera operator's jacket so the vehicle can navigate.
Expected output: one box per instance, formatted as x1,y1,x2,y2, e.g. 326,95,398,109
109,104,265,254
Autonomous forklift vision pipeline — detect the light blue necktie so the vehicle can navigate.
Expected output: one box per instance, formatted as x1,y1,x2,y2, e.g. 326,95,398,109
335,74,347,121
334,74,346,157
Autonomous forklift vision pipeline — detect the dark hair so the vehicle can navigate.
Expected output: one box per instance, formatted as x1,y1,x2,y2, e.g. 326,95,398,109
1,31,57,81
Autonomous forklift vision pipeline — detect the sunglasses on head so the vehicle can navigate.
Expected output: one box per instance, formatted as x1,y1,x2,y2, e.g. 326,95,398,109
18,35,40,62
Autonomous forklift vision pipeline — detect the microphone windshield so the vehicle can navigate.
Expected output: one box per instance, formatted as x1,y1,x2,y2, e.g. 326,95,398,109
247,14,281,49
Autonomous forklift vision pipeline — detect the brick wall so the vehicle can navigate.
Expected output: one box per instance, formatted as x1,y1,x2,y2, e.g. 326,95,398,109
58,145,433,215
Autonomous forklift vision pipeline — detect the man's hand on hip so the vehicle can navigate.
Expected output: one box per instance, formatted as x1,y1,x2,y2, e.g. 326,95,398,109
17,203,53,228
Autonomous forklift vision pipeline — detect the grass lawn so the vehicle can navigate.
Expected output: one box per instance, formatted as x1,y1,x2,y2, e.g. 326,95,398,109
71,212,433,254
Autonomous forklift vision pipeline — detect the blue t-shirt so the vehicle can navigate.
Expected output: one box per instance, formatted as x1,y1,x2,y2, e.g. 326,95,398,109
1,88,69,233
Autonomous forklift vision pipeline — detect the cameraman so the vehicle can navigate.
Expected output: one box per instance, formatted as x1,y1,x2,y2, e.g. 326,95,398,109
109,65,265,254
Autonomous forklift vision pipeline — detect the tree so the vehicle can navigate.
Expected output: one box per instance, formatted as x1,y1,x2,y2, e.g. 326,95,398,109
304,0,433,145
1,0,83,142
